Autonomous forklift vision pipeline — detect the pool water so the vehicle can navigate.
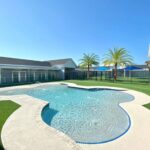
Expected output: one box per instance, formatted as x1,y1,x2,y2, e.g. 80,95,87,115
0,85,134,144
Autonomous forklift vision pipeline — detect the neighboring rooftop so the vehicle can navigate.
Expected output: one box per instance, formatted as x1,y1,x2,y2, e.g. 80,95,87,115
133,64,148,69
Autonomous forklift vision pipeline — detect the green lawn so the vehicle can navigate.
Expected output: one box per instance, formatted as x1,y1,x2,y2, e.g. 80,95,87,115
143,103,150,110
91,76,149,83
65,80,150,96
0,101,20,150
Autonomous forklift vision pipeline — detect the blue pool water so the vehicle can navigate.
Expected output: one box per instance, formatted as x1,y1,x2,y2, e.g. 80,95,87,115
0,85,134,144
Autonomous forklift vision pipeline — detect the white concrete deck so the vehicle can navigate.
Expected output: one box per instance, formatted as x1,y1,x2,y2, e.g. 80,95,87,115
0,82,150,150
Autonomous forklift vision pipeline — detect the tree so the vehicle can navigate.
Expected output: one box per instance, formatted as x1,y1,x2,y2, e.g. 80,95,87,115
103,48,133,80
79,53,99,79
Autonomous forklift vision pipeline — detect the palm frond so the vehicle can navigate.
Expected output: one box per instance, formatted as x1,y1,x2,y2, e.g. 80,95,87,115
103,48,133,67
79,53,100,68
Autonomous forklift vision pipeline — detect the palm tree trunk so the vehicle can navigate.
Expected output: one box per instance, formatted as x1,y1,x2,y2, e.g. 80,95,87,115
87,65,90,79
114,63,117,81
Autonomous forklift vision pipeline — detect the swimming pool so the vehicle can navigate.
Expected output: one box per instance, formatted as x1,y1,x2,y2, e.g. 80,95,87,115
0,84,134,144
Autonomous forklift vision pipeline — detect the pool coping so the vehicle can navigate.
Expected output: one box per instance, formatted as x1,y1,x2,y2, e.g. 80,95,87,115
0,82,150,150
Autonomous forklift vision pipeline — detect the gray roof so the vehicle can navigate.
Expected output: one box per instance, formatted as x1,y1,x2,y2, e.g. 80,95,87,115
129,65,148,69
48,58,76,67
0,56,77,69
0,57,50,67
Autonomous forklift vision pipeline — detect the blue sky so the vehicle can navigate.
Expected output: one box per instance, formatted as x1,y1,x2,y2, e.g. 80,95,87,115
0,0,150,65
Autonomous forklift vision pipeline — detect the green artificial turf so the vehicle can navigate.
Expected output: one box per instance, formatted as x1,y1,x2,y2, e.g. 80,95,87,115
0,100,20,150
143,103,150,110
65,80,150,96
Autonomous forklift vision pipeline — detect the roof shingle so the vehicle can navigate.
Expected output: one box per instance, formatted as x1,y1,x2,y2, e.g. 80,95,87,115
48,58,75,66
0,57,49,66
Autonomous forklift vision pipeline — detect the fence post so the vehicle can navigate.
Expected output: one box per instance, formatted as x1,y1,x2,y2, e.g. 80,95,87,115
100,72,102,80
96,71,97,80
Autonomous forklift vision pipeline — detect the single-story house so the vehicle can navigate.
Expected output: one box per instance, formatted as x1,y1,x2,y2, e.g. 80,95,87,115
0,57,76,85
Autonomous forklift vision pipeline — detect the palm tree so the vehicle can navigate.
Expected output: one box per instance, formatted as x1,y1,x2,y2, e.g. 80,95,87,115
79,53,99,79
103,48,133,80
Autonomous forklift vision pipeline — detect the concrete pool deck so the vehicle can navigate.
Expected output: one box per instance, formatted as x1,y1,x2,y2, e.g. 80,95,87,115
0,82,150,150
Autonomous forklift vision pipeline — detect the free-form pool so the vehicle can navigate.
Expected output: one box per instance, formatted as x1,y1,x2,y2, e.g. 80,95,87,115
0,85,134,144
